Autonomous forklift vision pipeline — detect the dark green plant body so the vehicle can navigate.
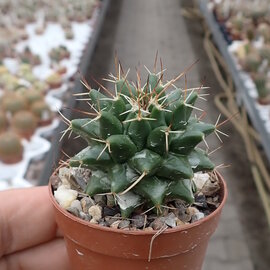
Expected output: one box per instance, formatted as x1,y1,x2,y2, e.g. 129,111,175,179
68,68,216,217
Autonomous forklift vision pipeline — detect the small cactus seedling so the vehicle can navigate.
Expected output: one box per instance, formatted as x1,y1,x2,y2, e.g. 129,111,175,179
19,46,41,66
31,100,53,126
0,73,19,91
259,45,270,62
245,25,255,42
17,63,32,77
46,73,62,89
24,89,44,105
254,74,270,105
49,45,70,63
0,111,7,134
258,23,270,42
1,93,27,115
0,65,8,75
61,60,227,218
65,29,74,40
241,52,261,73
0,131,23,164
33,81,49,93
12,110,38,139
56,66,67,75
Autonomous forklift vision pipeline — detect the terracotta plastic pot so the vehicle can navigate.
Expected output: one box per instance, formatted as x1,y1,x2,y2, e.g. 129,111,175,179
49,173,227,270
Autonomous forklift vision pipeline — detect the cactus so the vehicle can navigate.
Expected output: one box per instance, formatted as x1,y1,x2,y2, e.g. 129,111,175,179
33,80,49,93
258,23,270,42
254,73,270,104
35,25,45,35
49,45,70,62
61,63,225,218
31,100,53,126
19,46,41,66
259,45,270,62
0,111,7,134
245,25,255,42
46,73,62,89
241,52,261,73
56,66,67,75
0,65,8,75
1,93,27,115
65,29,74,40
230,17,244,32
18,63,32,76
0,73,19,91
0,131,23,164
24,89,43,105
12,110,37,139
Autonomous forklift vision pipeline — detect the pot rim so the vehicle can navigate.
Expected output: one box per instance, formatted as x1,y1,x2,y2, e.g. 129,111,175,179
49,171,227,236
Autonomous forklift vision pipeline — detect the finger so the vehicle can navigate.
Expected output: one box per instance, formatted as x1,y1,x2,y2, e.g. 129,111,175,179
0,238,70,270
0,186,61,256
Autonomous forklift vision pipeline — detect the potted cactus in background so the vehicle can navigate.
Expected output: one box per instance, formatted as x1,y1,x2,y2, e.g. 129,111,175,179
253,73,270,105
11,110,38,140
0,131,23,164
30,100,53,126
49,60,228,270
0,111,7,134
1,93,27,115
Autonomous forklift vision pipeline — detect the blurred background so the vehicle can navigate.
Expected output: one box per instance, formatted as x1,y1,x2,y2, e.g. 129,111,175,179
1,0,270,269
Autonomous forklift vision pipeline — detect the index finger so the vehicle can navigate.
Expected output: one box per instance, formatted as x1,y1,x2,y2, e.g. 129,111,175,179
0,186,60,257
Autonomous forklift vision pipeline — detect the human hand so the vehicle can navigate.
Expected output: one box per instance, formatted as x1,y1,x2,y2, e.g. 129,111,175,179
0,186,70,270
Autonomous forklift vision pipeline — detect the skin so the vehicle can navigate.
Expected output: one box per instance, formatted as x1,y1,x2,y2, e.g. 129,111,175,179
0,187,70,270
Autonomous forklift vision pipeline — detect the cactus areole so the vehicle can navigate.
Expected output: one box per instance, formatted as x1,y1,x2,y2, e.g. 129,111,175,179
50,62,228,270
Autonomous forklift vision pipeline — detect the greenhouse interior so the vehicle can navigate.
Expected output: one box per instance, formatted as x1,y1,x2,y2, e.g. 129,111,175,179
0,0,270,269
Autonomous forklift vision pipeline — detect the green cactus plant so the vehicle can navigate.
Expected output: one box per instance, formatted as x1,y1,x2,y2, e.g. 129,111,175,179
49,45,70,63
0,111,7,134
258,23,270,42
24,89,43,105
254,73,270,104
65,29,74,40
241,52,261,73
12,110,37,139
31,100,53,126
63,64,224,218
1,93,27,115
0,131,23,164
33,80,49,93
259,45,270,62
46,73,62,89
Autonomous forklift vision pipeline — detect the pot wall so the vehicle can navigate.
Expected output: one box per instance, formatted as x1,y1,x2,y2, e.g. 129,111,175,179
49,173,227,270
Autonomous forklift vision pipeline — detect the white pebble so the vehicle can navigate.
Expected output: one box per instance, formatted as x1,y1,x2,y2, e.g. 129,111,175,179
54,186,78,209
88,205,102,221
192,212,205,222
71,200,82,212
90,218,98,224
187,206,199,216
193,173,210,190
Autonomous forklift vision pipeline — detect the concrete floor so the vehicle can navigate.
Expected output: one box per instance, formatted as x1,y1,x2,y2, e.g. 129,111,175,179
77,0,270,269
